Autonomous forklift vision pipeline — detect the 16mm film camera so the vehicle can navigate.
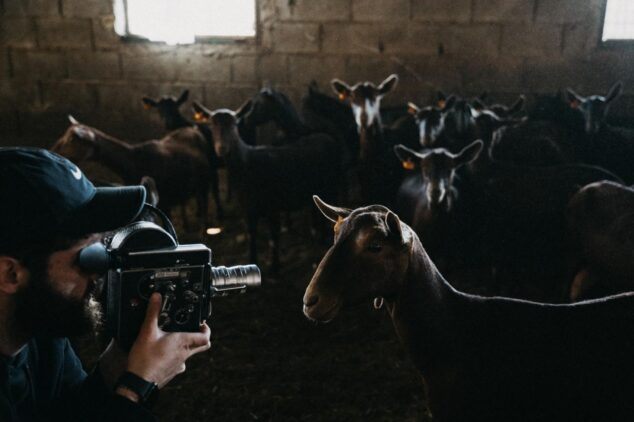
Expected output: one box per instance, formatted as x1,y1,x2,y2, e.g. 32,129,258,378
79,220,260,348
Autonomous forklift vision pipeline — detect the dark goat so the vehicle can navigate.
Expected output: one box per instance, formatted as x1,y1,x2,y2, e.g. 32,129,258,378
565,180,634,301
331,74,412,207
51,116,215,233
482,162,622,301
142,90,224,219
192,102,340,274
303,197,634,421
566,82,623,135
393,141,483,273
142,89,191,131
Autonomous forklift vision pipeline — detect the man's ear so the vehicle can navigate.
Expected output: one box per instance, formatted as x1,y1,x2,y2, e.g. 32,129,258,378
0,256,28,294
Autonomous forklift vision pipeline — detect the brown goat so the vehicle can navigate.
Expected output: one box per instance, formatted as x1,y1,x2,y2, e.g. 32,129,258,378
565,180,634,301
51,116,215,232
303,196,634,421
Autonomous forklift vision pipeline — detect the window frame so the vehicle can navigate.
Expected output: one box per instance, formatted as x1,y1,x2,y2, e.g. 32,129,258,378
115,0,258,46
600,0,634,49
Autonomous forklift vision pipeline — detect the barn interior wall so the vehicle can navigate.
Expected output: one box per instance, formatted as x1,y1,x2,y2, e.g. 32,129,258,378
1,0,633,147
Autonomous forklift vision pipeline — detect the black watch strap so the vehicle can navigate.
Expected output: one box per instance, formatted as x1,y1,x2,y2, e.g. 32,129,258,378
115,371,158,405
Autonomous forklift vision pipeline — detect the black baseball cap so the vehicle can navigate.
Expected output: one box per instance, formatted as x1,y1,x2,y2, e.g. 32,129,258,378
0,147,146,249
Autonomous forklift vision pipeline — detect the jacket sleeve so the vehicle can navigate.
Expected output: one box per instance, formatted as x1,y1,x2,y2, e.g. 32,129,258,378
52,339,157,422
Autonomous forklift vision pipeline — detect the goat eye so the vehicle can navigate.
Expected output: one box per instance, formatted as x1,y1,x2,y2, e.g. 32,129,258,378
367,241,383,253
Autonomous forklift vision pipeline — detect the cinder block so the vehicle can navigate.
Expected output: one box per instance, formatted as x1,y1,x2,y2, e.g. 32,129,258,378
232,55,257,83
440,24,502,57
473,0,534,23
93,16,121,50
277,0,351,21
0,112,21,141
412,0,472,23
535,0,598,24
501,24,562,57
36,17,92,50
262,22,320,53
352,0,409,21
0,80,39,111
259,54,289,83
345,56,401,87
18,111,74,148
11,50,67,79
563,22,600,57
40,81,96,112
203,83,259,110
521,57,583,93
406,57,463,98
62,0,113,17
582,52,634,94
67,51,121,79
288,55,346,86
96,81,159,113
174,51,231,82
322,22,436,55
0,53,8,79
459,55,525,93
121,46,179,81
0,18,37,48
4,0,60,17
258,0,277,24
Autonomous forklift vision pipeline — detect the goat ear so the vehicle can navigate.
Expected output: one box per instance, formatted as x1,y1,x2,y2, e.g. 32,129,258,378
313,195,351,223
385,211,403,243
606,82,623,103
393,144,418,164
508,95,526,114
378,74,398,96
192,101,211,122
142,97,157,109
331,79,351,101
72,125,96,141
472,98,486,111
443,95,456,110
68,115,79,125
453,140,483,167
566,88,583,108
407,102,420,115
235,99,253,119
140,176,160,207
177,89,189,105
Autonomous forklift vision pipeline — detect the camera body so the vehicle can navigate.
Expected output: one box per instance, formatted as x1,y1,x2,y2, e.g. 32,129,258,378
79,221,260,349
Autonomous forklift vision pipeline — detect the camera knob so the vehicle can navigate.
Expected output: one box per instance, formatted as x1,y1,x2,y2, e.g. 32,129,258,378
184,290,199,303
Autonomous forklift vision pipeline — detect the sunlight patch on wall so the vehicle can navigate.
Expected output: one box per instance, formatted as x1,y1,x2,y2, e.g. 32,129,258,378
603,0,634,41
114,0,256,45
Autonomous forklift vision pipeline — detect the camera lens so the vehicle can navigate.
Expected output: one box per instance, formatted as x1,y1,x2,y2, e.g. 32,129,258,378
211,265,261,288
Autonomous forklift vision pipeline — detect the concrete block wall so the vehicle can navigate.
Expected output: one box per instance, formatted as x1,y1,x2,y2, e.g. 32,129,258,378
0,0,633,146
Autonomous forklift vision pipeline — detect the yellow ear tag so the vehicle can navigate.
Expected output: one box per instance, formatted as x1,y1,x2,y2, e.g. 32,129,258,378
437,99,446,109
338,93,347,101
403,159,415,170
194,112,208,123
143,103,151,110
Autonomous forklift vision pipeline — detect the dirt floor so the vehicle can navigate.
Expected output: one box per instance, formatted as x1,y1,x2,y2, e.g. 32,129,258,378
74,170,432,422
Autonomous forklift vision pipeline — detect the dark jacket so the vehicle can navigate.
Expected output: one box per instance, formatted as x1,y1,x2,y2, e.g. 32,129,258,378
0,337,156,422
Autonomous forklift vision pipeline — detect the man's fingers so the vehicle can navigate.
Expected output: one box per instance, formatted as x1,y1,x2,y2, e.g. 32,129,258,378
139,292,162,336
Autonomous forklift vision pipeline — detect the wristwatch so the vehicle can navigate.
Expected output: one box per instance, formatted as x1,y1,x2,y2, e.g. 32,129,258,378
115,371,159,406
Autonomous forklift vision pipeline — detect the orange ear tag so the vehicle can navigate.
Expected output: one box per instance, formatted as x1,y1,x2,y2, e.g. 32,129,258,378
437,99,446,109
143,103,151,110
194,112,207,123
334,216,345,233
338,93,347,101
403,159,415,170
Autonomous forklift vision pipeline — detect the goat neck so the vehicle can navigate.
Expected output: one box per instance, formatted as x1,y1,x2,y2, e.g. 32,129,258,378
385,230,461,374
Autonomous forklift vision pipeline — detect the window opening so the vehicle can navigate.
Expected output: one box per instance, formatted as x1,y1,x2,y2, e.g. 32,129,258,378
114,0,256,45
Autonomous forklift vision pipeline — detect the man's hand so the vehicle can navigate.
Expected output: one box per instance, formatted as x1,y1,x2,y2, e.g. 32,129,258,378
126,292,212,388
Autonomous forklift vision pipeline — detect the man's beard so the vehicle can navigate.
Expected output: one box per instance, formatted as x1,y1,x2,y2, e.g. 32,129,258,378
13,257,104,338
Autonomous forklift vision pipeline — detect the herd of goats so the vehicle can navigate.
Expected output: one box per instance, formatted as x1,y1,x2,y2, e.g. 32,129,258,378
49,74,634,419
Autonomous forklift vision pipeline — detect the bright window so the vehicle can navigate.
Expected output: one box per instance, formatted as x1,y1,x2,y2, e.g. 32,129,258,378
602,0,634,41
113,0,256,45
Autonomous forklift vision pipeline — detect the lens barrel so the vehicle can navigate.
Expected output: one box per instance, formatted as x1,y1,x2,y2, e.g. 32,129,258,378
211,265,261,288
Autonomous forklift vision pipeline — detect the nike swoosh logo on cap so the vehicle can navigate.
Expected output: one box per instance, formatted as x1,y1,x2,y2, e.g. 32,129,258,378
71,166,82,180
